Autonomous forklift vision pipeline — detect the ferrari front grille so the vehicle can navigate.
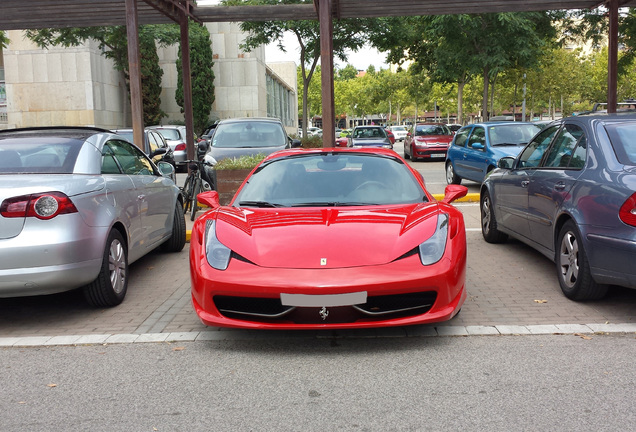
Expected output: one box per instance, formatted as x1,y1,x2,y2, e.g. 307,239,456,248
213,291,437,324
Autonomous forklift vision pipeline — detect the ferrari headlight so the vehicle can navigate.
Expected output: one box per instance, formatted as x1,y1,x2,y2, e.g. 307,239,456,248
418,213,448,265
205,220,232,270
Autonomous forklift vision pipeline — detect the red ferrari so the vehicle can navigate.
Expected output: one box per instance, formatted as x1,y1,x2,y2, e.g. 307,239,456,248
190,148,468,329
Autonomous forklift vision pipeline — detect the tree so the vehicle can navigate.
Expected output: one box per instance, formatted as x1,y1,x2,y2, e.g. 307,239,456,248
0,31,8,49
221,0,377,139
175,22,215,135
372,13,557,122
24,26,180,127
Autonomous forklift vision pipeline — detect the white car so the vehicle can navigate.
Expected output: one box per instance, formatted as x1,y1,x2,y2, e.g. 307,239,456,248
389,125,409,141
307,127,323,137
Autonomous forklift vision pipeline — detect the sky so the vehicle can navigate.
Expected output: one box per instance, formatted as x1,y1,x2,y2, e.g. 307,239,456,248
197,0,388,71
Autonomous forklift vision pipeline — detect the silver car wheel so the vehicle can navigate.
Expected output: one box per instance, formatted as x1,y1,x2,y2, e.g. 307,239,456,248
108,238,127,295
558,231,579,289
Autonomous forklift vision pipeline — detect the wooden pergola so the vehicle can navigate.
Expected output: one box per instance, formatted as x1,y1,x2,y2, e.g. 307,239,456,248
2,0,634,151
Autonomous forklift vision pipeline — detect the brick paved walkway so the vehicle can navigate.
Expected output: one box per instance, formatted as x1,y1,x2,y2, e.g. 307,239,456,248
1,203,635,343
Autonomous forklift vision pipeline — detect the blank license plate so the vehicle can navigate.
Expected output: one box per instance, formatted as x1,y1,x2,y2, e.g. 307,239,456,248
280,292,367,307
431,153,445,158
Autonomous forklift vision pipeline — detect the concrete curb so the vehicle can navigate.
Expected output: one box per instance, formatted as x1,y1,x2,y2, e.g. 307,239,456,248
2,323,635,347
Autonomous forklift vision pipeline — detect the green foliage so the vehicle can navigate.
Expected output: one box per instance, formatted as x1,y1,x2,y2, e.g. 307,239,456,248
176,21,215,135
300,136,323,148
140,35,165,125
214,153,267,170
0,31,9,49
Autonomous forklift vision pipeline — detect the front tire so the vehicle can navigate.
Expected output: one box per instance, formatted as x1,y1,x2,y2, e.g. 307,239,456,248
556,220,608,300
481,190,508,243
162,200,186,253
446,162,461,185
83,230,128,307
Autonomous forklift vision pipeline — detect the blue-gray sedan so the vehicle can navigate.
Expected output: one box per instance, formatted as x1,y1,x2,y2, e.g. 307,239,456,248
0,127,186,307
480,113,636,300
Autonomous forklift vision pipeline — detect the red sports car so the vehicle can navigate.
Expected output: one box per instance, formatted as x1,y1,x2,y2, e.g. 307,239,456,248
190,148,468,329
404,123,454,161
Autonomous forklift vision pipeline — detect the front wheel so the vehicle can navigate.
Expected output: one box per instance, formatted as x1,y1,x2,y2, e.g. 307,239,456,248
480,190,508,243
556,220,608,300
83,230,128,307
446,162,461,185
162,200,186,253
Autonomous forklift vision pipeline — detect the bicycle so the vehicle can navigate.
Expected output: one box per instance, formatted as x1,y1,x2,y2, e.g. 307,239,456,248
181,159,215,221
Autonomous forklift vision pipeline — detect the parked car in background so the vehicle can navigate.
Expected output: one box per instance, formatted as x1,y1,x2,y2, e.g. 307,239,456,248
389,125,409,141
385,128,396,145
147,125,192,171
445,121,543,185
348,125,393,149
480,113,636,300
112,128,175,168
190,147,468,329
204,117,301,165
404,123,454,161
0,127,186,307
307,127,323,137
447,124,463,133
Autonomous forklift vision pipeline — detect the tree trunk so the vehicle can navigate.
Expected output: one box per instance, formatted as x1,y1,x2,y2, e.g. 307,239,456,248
457,78,465,125
482,66,489,121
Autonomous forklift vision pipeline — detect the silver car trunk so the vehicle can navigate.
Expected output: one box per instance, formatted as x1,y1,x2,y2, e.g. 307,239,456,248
0,175,104,239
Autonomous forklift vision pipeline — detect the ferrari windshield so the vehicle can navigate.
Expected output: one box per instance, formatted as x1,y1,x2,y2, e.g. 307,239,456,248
235,152,427,207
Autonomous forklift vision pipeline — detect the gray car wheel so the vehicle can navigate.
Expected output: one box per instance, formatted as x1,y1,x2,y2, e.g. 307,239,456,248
83,229,128,307
480,190,507,243
556,220,608,300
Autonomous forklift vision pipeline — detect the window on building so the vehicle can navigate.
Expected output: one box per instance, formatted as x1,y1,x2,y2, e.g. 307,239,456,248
266,73,295,128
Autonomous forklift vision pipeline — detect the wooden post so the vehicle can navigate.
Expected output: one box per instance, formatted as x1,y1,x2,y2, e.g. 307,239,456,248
317,0,335,148
180,13,196,161
125,0,144,149
607,0,618,114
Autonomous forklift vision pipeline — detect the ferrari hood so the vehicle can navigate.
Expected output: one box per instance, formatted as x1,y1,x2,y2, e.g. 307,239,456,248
213,203,443,269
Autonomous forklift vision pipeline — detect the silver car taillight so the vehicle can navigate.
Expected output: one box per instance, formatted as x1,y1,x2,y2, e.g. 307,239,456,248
0,192,78,220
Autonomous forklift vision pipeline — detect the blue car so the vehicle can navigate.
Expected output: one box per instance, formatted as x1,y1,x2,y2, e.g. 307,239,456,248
480,113,636,300
445,121,543,184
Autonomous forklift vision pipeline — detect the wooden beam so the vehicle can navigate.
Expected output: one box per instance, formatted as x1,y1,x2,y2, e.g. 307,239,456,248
317,0,335,148
125,0,145,151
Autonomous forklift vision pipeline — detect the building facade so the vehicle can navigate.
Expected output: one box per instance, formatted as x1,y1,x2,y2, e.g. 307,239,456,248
0,23,298,134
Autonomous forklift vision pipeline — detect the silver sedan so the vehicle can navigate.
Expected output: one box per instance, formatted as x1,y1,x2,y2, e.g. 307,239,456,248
0,127,186,307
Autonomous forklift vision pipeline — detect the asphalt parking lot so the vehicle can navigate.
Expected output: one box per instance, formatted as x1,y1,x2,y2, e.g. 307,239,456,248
1,151,635,344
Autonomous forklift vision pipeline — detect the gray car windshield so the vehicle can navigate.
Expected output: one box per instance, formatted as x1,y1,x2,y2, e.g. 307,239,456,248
235,153,427,207
0,140,81,174
487,124,541,146
212,122,286,148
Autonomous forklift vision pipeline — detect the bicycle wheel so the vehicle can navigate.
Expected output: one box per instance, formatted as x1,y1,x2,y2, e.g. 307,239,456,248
182,174,193,214
190,177,201,221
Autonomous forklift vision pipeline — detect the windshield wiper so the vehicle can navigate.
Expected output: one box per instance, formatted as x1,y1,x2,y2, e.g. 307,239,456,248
493,142,521,146
238,200,283,208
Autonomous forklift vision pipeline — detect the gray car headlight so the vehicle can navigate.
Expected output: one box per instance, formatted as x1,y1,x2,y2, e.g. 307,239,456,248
418,213,449,265
205,220,232,270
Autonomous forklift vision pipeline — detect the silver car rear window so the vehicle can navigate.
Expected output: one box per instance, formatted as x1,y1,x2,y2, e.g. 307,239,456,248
0,139,82,174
